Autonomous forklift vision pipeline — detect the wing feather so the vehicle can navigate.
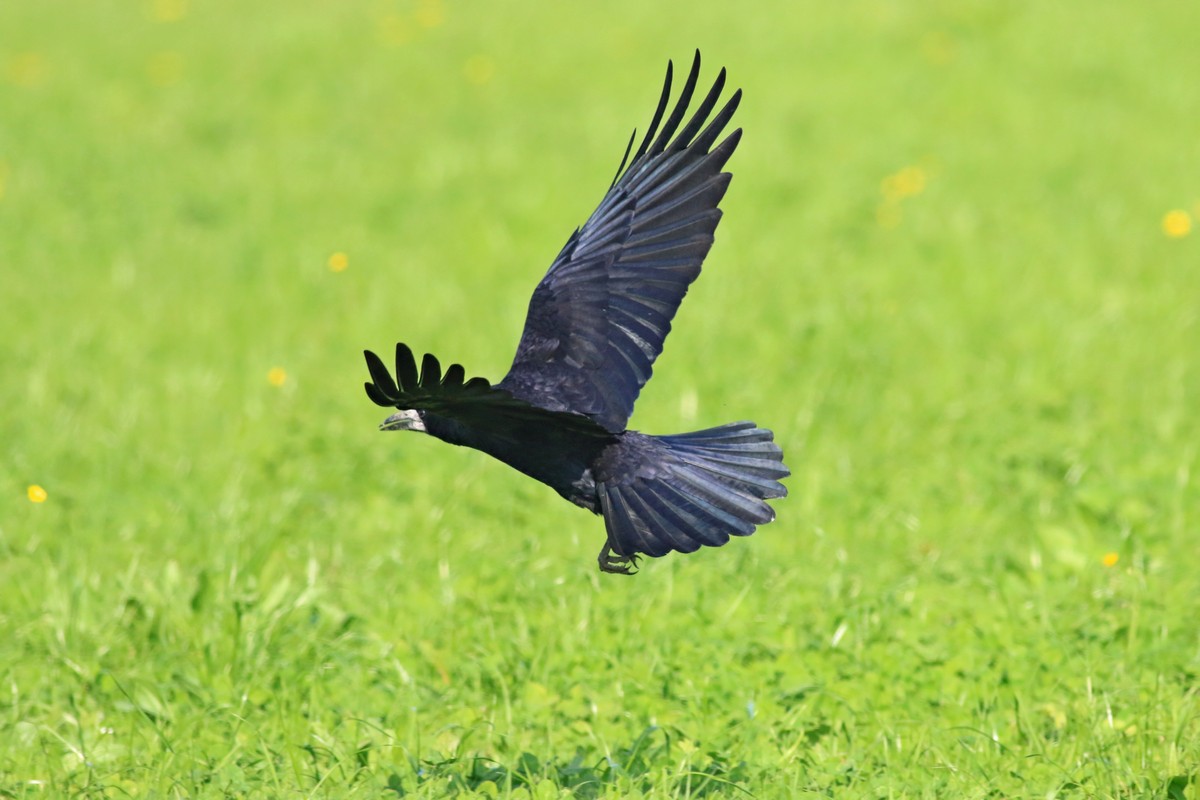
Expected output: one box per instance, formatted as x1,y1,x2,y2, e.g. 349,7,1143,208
395,343,419,393
499,51,742,432
365,348,399,398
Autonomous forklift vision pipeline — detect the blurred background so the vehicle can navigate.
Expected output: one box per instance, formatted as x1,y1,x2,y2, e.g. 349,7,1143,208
2,0,1198,796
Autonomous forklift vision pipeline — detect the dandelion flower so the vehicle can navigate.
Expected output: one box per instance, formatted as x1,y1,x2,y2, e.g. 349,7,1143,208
267,367,288,387
377,13,410,45
464,55,495,86
150,0,188,22
6,52,46,87
414,0,443,29
1102,552,1119,568
27,484,48,503
920,31,956,66
1162,209,1191,238
328,252,349,272
147,51,183,87
881,166,927,202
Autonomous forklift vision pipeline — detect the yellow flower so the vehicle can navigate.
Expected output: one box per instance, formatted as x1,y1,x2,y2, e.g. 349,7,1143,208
327,252,349,272
414,0,443,29
267,367,288,387
149,0,188,21
27,484,48,503
376,13,411,46
881,166,927,202
920,31,957,66
6,52,47,87
464,55,495,86
1102,552,1119,568
147,51,183,87
1162,209,1191,238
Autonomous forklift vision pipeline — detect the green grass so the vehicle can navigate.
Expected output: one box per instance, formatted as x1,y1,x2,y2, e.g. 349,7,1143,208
3,1,1199,797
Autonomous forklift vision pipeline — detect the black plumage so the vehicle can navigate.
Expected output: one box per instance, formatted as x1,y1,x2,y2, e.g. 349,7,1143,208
364,52,788,574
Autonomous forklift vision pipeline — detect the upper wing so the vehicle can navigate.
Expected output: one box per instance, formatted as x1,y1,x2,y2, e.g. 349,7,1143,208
498,51,742,433
364,343,611,442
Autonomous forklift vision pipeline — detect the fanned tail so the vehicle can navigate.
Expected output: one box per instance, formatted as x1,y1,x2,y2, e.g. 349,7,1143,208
598,422,788,563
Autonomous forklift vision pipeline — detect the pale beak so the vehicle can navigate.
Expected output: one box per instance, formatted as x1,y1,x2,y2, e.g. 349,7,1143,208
380,409,425,432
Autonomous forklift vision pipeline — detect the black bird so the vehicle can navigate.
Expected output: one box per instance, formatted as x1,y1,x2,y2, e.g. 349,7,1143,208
364,52,788,574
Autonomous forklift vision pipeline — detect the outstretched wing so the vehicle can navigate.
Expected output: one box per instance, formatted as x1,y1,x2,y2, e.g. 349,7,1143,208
498,51,742,433
364,343,611,442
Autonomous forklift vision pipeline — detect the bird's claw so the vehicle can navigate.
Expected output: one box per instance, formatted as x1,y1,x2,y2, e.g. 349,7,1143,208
598,543,640,575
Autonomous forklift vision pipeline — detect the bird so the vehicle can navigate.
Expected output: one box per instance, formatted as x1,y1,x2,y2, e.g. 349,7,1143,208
363,51,788,574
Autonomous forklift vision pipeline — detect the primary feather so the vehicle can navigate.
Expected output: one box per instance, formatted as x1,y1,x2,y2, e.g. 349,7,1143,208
499,51,743,433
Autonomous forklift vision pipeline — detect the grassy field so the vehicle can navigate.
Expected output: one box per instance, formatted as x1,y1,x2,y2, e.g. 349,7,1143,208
3,1,1199,797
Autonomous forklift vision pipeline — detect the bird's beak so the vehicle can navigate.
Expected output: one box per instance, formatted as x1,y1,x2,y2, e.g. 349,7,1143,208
380,409,425,432
380,413,412,431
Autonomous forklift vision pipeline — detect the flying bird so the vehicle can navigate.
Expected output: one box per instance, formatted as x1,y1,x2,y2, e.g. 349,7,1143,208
364,52,788,574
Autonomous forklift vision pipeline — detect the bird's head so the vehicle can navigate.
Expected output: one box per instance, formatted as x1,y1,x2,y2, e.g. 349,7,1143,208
380,408,427,433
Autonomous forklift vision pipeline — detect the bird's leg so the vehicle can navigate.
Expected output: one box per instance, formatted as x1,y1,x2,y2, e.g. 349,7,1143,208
597,541,640,575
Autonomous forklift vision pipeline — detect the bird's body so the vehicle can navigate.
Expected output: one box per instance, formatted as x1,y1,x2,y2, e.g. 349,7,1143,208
364,52,789,573
417,403,613,512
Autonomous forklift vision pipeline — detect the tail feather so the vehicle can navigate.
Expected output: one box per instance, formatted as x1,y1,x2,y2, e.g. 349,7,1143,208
599,484,662,556
599,422,788,560
641,482,733,548
671,464,774,524
622,486,708,553
653,478,754,536
669,452,788,495
659,421,778,446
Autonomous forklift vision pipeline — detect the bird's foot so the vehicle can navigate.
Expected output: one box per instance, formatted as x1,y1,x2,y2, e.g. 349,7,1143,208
598,543,640,575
